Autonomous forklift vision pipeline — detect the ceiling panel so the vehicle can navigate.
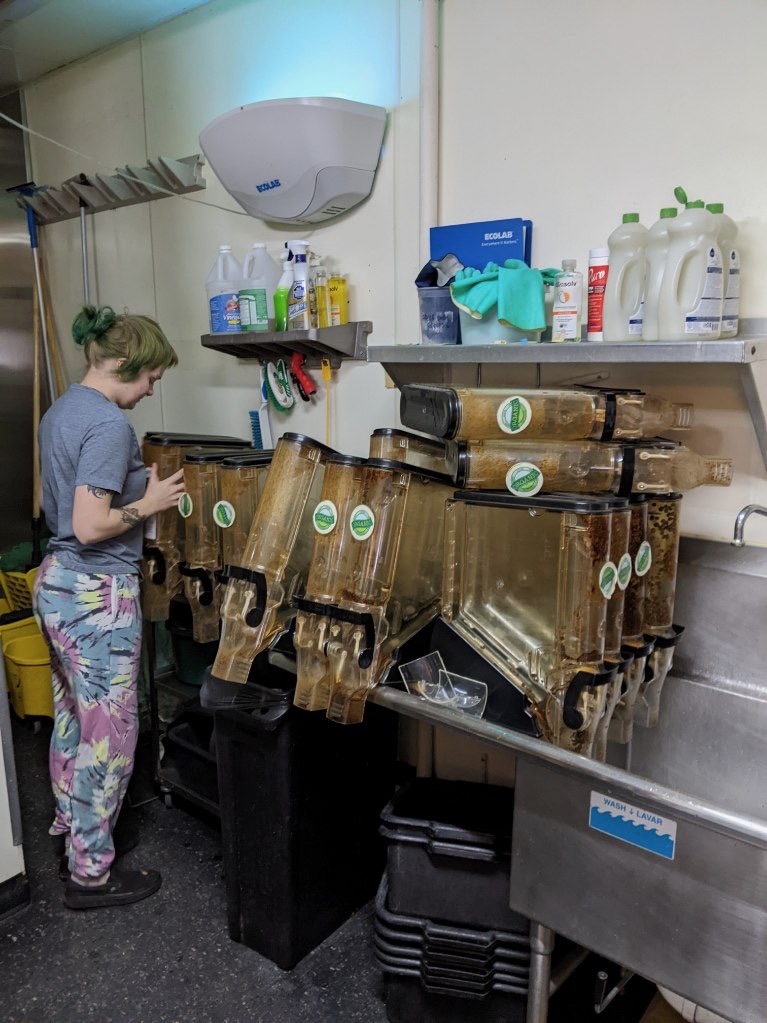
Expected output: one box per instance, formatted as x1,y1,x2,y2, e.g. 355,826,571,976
0,0,213,96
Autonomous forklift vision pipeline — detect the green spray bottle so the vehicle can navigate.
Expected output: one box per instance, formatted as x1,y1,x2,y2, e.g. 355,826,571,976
273,252,293,332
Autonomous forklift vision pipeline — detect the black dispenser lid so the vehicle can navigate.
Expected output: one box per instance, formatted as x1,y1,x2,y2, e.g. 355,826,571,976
399,385,461,440
370,427,449,452
366,456,453,486
143,432,251,447
183,446,256,464
281,432,337,457
221,451,275,467
451,489,620,514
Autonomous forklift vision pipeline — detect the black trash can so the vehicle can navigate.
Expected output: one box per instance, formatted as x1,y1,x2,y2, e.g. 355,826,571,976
211,668,399,970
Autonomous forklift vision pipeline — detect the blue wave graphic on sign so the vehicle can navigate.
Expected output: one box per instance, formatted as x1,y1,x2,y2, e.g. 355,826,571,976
589,808,675,860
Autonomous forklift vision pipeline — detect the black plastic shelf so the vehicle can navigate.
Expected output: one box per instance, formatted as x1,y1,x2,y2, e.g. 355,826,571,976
201,320,373,367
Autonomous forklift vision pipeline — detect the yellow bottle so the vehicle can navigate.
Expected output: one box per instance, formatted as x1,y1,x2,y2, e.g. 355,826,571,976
314,266,332,329
329,274,348,325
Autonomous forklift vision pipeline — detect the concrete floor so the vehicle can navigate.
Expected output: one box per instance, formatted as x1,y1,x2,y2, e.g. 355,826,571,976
0,715,659,1023
0,718,388,1023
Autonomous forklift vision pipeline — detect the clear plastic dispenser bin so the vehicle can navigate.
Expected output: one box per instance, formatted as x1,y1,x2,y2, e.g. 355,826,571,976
368,429,451,476
300,458,455,726
293,454,367,712
449,438,732,496
141,433,252,622
213,434,335,684
610,497,654,744
180,448,253,644
442,491,617,757
593,503,632,763
217,451,274,571
399,384,694,443
634,494,684,728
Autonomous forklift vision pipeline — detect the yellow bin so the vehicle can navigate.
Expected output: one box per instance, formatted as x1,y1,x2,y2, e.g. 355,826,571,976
0,567,37,611
4,633,53,719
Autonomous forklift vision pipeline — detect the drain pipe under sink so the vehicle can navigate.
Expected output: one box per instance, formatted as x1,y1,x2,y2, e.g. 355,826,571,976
658,985,733,1022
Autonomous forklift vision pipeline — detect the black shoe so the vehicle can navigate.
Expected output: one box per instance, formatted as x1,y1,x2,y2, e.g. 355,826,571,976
64,866,162,910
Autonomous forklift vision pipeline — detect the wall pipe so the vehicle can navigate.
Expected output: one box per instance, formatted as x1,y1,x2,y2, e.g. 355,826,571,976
419,0,439,267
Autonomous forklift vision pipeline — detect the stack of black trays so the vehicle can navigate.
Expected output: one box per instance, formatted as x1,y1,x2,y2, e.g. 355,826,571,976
376,778,529,1023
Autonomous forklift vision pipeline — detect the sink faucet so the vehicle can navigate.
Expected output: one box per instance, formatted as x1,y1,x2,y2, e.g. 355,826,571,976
732,504,767,547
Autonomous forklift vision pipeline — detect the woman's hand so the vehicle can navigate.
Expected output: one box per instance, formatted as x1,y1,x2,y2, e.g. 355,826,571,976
143,464,186,515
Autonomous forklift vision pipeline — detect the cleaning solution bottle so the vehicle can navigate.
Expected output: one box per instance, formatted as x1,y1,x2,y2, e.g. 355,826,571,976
707,202,740,337
239,243,281,332
587,247,609,341
313,263,332,329
329,273,349,325
657,189,723,340
206,244,242,333
273,253,293,332
550,259,583,342
641,208,678,341
602,213,648,341
287,239,311,330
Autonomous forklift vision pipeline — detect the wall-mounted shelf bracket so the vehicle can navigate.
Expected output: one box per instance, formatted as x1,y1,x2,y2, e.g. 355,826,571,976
13,154,206,224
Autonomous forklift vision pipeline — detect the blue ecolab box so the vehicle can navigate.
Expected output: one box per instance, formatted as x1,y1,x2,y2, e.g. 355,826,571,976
430,218,533,272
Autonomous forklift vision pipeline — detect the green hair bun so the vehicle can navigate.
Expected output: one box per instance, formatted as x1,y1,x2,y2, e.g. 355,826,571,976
71,304,117,347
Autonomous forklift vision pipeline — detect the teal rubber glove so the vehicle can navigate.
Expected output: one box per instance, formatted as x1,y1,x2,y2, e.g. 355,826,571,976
496,261,563,331
449,262,500,319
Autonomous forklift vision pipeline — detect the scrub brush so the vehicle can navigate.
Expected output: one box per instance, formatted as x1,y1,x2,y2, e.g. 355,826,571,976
265,358,295,412
249,364,274,448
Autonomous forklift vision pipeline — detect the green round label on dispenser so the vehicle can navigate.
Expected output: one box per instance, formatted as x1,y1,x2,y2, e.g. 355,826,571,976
178,492,193,519
497,395,532,435
599,561,618,599
505,462,544,496
349,504,375,541
617,552,633,591
213,500,235,528
313,500,338,535
635,540,652,577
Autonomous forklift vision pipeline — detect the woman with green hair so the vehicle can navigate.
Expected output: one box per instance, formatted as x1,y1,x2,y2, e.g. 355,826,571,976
33,304,185,910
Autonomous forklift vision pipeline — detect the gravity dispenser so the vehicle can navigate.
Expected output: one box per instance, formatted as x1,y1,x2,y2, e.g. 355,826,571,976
179,448,256,644
609,498,655,744
368,429,451,476
141,433,251,622
212,434,335,684
442,491,617,756
297,458,455,725
293,454,368,712
634,494,684,728
400,384,694,442
217,451,275,571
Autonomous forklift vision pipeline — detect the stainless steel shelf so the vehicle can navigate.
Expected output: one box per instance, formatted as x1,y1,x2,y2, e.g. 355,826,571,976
368,317,767,471
201,320,372,368
367,321,767,366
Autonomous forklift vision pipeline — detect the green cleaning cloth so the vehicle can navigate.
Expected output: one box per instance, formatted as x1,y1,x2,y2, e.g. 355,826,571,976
497,259,562,331
449,262,501,319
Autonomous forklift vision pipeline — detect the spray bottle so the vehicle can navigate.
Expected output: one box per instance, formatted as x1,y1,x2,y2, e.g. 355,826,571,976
273,253,293,332
287,239,312,330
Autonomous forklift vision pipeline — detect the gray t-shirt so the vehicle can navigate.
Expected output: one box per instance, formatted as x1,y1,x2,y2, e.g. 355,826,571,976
39,383,146,574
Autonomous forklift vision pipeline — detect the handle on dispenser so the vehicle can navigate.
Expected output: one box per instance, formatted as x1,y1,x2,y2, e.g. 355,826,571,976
178,562,214,606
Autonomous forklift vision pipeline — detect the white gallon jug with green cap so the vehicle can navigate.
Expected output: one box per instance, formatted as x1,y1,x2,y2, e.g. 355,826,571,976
641,207,678,341
657,187,722,340
706,202,739,337
601,212,647,341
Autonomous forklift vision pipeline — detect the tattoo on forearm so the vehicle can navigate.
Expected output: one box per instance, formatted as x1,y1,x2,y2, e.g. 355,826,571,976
87,485,112,499
119,505,145,528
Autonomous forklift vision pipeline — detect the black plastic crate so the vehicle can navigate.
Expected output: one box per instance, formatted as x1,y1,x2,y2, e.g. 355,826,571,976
214,676,398,970
380,778,527,933
161,710,219,813
383,974,527,1023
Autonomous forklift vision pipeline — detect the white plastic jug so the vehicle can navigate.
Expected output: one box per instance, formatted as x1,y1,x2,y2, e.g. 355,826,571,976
602,213,647,341
239,244,281,332
707,203,739,338
206,245,242,333
657,199,722,341
641,208,678,341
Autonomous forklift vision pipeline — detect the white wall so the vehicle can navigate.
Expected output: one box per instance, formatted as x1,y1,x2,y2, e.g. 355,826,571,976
23,0,767,541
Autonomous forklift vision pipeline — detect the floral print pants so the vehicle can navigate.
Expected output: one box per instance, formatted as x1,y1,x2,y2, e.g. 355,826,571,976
33,554,141,879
